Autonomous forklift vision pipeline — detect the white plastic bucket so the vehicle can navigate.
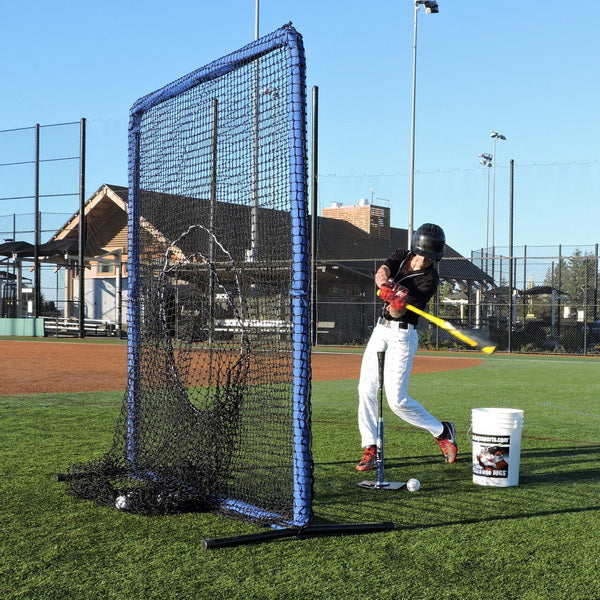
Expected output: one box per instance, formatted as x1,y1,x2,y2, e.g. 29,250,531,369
471,408,524,487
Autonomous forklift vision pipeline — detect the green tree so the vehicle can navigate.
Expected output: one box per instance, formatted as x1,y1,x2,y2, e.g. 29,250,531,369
544,250,596,303
543,249,599,321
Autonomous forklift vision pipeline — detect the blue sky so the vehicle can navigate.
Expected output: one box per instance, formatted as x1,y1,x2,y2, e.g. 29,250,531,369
1,0,598,257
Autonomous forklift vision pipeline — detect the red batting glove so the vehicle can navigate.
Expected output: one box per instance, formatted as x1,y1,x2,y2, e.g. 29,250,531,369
389,286,408,311
388,292,407,312
378,283,409,311
378,283,397,303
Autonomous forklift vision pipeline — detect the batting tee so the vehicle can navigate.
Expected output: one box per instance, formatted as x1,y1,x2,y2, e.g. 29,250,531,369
63,24,312,528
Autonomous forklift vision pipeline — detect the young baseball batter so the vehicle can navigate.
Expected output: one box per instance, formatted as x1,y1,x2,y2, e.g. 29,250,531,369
356,223,458,471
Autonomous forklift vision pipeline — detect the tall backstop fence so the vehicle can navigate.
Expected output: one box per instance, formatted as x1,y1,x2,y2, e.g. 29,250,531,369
314,247,600,355
0,120,90,335
471,246,599,354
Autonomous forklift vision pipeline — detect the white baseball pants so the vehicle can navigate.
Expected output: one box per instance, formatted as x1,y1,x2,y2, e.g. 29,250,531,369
357,320,444,448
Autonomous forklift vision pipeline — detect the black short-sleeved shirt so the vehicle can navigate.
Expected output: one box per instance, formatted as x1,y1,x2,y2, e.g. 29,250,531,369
381,249,439,326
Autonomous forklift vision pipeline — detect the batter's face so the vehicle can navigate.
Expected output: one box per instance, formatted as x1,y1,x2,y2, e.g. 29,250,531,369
411,254,433,270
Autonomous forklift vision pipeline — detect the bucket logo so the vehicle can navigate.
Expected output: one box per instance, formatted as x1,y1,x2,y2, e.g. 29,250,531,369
472,433,510,478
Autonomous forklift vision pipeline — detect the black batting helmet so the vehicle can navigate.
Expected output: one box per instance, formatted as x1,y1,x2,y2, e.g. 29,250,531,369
411,223,445,261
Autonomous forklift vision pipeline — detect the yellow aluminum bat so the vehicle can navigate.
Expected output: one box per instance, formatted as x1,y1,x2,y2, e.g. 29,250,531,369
405,304,496,354
376,288,496,354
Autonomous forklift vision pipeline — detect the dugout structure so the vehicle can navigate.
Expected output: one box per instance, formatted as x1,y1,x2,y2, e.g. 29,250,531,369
63,25,312,528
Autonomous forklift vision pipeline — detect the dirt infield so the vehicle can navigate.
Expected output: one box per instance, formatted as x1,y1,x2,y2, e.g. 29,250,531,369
0,340,482,395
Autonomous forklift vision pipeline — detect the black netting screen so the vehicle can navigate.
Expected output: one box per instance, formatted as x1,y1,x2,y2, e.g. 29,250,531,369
63,25,312,528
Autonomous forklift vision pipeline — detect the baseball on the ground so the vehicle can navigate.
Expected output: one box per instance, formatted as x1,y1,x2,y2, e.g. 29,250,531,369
406,478,421,492
115,494,131,510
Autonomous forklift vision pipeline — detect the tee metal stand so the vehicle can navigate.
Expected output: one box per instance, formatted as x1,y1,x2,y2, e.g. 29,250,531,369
358,351,406,491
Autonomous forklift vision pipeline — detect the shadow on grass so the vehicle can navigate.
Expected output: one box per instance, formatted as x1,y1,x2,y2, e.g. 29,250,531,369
312,443,600,532
521,443,600,459
519,444,600,485
318,443,600,478
309,503,600,532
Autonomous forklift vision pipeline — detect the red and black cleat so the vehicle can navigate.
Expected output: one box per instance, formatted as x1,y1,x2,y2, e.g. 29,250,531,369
355,445,377,471
436,421,458,463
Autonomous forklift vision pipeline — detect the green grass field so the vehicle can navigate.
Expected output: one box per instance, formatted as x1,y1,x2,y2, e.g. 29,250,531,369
1,351,599,599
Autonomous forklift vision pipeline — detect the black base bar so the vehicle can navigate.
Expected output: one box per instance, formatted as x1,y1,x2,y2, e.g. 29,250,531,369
203,521,395,550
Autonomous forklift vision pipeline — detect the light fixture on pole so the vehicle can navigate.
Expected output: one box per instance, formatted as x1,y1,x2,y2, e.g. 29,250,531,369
490,131,506,255
407,0,439,248
477,152,492,254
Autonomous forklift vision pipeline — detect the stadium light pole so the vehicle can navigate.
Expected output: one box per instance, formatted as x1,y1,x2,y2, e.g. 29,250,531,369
490,131,506,256
248,0,260,262
261,86,280,208
478,152,492,255
255,0,260,39
408,0,439,248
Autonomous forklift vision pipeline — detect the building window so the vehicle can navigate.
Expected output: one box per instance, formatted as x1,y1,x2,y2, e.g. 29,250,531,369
98,263,113,275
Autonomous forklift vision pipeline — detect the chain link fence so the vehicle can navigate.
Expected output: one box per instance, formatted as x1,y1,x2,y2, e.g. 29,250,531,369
2,234,599,353
314,248,600,355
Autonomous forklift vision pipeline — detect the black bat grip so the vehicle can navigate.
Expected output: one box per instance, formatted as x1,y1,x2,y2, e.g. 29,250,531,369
377,351,385,389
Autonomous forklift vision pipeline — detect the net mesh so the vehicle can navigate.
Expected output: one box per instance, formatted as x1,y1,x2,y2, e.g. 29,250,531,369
63,25,312,526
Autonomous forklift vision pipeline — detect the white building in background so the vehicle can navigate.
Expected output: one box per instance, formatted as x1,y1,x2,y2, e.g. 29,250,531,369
50,183,129,331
